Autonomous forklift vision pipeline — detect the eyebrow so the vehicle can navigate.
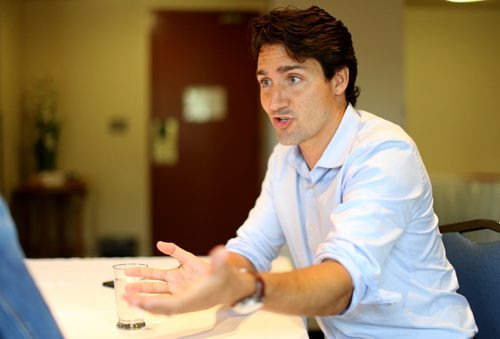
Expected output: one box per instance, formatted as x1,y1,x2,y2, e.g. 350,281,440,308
256,64,305,77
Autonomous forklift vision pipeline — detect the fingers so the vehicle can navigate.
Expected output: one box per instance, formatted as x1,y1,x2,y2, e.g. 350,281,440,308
156,241,211,280
157,241,197,263
126,281,169,294
124,283,218,315
124,293,178,315
125,267,168,281
124,290,203,315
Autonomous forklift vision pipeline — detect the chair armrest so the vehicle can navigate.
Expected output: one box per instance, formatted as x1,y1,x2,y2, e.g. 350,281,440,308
439,219,500,233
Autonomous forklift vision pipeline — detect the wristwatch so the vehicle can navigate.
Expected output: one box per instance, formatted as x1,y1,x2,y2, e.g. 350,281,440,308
231,269,265,315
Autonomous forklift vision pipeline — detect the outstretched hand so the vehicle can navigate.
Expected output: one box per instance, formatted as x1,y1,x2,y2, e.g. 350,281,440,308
125,241,210,293
123,242,242,315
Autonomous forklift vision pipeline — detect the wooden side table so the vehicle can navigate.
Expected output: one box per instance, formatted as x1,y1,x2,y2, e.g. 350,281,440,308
12,177,87,258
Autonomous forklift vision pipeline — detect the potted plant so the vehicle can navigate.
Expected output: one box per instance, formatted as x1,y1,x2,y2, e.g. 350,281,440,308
32,78,60,172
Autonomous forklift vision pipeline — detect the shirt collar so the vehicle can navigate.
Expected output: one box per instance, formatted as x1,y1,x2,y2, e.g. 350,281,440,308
288,104,360,177
316,103,360,169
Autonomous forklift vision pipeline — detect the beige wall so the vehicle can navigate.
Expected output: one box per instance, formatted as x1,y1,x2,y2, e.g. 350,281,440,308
406,6,500,175
406,5,500,239
21,0,150,256
0,0,22,199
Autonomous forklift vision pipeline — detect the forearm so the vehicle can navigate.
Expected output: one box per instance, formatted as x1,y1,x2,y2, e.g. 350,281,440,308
260,260,353,315
226,252,353,316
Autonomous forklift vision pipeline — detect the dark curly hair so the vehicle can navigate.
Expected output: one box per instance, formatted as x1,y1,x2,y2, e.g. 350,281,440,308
250,6,360,106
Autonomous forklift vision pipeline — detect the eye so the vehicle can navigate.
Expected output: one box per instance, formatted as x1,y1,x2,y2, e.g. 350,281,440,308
288,75,302,85
259,78,272,88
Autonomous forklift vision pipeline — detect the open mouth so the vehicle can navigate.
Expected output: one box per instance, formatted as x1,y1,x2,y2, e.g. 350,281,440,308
273,116,293,129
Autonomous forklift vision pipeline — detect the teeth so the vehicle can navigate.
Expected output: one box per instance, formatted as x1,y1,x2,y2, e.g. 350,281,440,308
278,118,288,122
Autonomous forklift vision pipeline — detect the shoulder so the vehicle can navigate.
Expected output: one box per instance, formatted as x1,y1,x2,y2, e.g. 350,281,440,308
354,110,415,150
345,110,423,169
343,110,429,192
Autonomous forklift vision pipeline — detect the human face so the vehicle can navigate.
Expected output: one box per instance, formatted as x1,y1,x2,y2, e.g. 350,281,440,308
256,44,345,155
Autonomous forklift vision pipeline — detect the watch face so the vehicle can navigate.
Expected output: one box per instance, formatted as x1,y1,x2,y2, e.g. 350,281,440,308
231,297,264,315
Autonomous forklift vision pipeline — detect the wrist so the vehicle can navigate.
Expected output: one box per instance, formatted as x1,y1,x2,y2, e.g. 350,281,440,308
231,268,265,314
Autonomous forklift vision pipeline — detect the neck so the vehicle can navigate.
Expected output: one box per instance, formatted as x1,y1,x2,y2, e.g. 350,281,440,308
300,105,347,170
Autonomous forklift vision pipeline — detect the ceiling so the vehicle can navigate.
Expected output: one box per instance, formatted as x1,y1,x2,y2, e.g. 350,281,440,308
407,0,500,7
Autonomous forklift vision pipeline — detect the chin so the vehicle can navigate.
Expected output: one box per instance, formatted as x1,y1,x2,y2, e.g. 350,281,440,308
275,131,303,146
277,137,300,146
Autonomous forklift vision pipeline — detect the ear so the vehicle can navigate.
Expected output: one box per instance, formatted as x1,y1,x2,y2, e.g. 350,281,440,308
332,66,349,96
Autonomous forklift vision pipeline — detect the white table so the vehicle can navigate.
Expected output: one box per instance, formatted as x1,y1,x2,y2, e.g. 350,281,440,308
26,256,308,339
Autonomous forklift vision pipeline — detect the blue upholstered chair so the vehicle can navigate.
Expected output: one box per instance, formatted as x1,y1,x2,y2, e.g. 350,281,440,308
440,219,500,339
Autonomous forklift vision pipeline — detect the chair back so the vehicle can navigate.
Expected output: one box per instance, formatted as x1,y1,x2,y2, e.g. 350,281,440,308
440,219,500,339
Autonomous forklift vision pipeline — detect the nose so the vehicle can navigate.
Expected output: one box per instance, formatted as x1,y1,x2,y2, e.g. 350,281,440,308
262,84,288,113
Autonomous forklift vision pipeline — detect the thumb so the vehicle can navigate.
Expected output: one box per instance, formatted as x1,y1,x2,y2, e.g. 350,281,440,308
209,245,228,272
157,241,197,264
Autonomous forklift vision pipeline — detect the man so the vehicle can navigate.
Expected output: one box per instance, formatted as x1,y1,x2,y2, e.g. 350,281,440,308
125,6,477,338
0,196,63,338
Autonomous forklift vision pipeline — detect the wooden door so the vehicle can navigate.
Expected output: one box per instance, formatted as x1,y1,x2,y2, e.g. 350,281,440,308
150,11,260,255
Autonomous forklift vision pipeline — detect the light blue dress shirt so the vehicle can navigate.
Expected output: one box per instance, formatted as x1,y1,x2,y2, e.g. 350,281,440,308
226,105,477,338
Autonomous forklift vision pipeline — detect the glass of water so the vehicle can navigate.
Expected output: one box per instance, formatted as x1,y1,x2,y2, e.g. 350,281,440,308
112,263,148,330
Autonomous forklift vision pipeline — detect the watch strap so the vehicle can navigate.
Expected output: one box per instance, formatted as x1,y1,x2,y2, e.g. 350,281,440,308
253,273,265,301
231,268,265,314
